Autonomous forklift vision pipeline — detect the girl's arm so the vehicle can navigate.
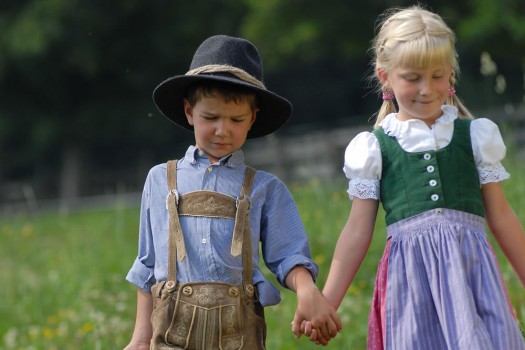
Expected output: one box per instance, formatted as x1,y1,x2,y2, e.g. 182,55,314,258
124,288,154,350
322,198,379,309
482,182,525,287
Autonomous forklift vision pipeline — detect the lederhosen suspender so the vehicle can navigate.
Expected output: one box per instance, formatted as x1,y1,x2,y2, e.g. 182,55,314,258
165,160,257,297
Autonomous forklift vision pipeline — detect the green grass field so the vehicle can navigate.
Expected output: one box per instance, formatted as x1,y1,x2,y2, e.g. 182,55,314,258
1,148,524,349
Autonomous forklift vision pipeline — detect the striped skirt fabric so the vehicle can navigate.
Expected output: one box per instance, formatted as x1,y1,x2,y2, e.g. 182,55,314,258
367,209,525,350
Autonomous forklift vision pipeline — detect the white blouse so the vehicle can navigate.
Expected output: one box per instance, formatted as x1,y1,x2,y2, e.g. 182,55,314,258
344,105,510,200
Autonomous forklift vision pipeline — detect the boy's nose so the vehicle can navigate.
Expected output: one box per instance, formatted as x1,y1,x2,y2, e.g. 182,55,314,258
215,120,230,136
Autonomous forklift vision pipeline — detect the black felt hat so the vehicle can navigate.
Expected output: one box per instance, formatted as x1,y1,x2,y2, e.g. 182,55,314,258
153,35,293,139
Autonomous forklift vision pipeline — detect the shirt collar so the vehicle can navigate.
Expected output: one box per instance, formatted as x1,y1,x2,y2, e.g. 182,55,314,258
379,105,458,137
183,145,245,167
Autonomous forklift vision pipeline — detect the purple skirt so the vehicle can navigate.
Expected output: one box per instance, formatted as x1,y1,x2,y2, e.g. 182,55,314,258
367,209,524,350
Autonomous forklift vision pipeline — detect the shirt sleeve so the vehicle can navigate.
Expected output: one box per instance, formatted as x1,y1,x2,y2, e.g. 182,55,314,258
258,175,318,289
125,171,156,292
471,118,510,184
343,131,382,200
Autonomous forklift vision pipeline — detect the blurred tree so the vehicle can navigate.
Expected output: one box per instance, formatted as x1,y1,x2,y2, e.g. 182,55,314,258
1,0,524,204
0,0,250,202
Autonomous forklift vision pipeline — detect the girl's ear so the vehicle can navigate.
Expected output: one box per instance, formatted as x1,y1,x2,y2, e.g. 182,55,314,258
377,67,389,85
183,99,194,126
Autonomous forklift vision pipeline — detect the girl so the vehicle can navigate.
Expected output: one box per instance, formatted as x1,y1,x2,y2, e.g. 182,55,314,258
296,5,525,349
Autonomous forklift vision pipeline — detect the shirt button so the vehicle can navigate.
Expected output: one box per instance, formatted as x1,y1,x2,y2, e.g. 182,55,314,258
207,167,212,173
431,194,439,201
426,165,435,173
423,153,431,160
429,179,437,187
201,238,207,244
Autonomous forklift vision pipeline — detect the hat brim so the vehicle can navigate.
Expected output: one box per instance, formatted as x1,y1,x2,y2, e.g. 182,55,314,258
153,73,292,139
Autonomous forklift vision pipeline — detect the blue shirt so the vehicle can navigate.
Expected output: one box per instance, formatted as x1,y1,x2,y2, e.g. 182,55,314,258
126,146,318,306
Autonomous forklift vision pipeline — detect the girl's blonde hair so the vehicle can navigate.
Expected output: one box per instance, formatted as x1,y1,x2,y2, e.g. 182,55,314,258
370,5,474,128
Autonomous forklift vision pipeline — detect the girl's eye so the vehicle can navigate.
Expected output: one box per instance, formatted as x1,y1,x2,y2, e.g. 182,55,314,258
404,76,419,82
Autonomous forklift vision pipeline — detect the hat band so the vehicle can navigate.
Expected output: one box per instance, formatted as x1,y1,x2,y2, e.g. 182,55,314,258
185,64,266,89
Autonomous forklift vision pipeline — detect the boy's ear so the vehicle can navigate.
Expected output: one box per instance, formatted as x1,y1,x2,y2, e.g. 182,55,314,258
250,108,258,128
183,99,194,126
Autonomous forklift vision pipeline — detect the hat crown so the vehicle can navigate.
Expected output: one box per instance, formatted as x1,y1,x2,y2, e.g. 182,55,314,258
189,35,263,82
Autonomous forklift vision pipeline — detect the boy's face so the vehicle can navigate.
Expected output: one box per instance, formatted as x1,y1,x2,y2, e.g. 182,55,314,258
184,93,257,164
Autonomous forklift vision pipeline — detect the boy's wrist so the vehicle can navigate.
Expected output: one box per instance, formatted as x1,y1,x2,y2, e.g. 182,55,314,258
286,266,316,292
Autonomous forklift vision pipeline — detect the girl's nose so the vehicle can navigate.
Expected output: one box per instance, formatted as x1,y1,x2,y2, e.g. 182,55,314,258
419,79,433,95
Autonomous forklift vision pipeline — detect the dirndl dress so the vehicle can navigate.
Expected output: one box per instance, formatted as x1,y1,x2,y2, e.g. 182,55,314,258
367,208,525,350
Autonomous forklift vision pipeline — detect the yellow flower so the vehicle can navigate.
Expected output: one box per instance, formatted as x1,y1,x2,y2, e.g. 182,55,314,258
2,225,13,236
48,315,59,324
42,327,55,339
314,254,325,264
80,322,94,334
22,223,33,237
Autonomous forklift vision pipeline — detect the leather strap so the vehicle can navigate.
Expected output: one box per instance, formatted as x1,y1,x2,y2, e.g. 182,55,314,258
165,161,257,295
166,160,186,281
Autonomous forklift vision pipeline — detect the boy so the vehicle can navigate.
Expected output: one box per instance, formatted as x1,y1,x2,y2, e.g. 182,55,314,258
124,35,341,349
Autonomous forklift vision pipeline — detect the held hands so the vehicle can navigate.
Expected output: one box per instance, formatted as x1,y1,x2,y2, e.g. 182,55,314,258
291,286,342,346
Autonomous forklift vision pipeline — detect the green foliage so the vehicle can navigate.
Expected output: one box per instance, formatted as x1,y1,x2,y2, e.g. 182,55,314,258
459,0,525,41
2,0,525,247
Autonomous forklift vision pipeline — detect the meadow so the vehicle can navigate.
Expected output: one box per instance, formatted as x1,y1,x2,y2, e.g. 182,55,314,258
1,146,524,349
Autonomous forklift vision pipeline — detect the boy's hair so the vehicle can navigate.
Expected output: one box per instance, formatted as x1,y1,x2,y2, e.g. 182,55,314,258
185,80,259,111
370,5,474,127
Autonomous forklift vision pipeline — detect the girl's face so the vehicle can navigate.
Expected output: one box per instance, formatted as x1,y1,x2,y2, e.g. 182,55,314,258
184,93,257,164
380,64,453,127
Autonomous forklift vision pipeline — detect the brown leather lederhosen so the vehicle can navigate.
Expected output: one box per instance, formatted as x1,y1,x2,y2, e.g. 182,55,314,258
150,160,266,350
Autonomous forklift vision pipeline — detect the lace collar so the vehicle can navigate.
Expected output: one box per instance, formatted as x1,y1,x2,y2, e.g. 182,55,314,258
379,105,458,137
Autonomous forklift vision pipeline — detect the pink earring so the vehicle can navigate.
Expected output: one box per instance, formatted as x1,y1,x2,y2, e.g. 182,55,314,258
382,90,394,100
448,86,456,97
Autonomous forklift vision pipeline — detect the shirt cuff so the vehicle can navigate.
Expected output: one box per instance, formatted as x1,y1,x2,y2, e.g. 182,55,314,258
278,254,319,288
125,258,155,292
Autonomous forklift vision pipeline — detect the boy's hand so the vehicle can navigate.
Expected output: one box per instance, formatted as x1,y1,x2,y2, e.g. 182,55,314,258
291,284,342,345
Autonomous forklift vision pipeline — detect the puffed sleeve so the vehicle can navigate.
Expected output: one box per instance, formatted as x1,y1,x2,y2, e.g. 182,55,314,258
343,131,382,200
471,118,510,184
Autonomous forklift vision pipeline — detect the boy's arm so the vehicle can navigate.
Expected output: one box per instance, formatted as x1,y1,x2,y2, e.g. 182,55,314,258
124,288,153,350
482,182,525,287
287,266,342,345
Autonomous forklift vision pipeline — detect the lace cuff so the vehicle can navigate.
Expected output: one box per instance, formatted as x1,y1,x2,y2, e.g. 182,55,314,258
478,163,510,184
347,178,380,200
